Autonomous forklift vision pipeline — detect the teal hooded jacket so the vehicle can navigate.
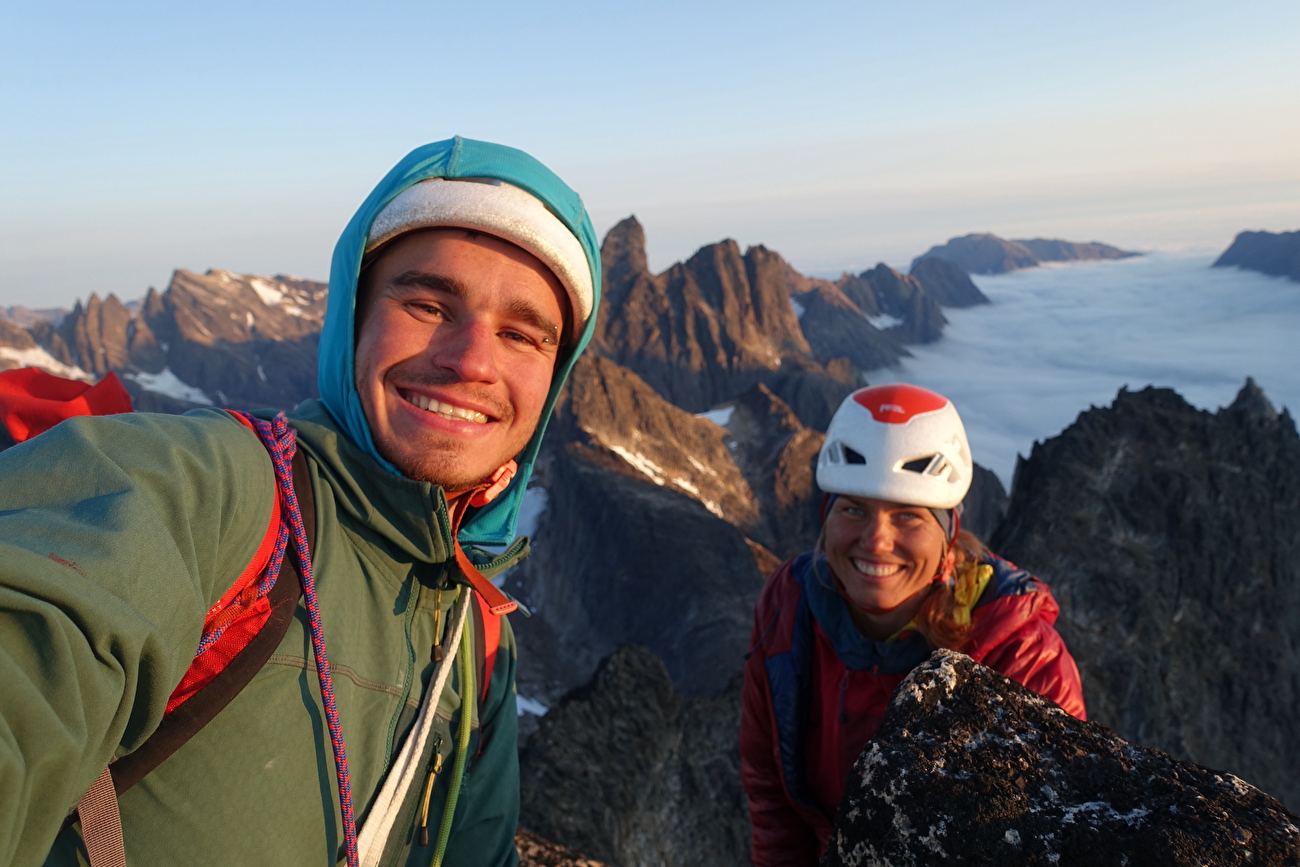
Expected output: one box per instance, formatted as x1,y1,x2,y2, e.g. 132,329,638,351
319,135,602,546
0,137,601,867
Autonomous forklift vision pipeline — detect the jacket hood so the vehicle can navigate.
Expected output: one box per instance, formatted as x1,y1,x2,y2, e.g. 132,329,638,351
318,136,602,546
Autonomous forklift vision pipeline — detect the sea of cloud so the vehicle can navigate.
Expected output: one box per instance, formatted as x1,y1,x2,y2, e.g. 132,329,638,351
892,253,1300,487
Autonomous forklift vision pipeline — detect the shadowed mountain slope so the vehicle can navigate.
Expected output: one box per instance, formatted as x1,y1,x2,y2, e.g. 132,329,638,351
992,380,1300,809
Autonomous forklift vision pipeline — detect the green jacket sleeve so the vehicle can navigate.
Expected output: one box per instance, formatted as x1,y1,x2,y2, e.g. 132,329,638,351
441,614,520,867
0,410,275,867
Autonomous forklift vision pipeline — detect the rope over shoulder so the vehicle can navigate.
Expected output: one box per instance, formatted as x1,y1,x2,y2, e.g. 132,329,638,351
229,411,360,867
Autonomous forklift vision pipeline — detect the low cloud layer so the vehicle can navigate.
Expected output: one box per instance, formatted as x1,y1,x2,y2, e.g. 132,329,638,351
895,254,1300,485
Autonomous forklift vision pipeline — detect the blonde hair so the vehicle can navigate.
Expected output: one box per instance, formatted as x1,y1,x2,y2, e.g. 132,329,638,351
912,529,987,650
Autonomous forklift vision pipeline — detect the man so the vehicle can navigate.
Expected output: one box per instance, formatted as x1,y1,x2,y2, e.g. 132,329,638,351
0,137,601,867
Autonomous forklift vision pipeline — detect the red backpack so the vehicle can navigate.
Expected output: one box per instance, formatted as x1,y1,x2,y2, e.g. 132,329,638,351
0,367,513,867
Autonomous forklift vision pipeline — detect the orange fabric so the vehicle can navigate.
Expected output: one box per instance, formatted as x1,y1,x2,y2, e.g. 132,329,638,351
164,413,282,714
448,479,517,706
473,591,502,704
0,368,132,442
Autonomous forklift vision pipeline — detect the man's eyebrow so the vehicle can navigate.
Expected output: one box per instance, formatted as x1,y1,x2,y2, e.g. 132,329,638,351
505,297,561,340
388,269,562,340
389,269,470,298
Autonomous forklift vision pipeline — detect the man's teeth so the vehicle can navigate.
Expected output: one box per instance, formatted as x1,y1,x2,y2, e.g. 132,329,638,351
407,393,488,424
853,559,903,577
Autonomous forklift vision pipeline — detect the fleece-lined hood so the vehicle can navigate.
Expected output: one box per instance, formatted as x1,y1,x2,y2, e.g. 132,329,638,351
318,136,602,546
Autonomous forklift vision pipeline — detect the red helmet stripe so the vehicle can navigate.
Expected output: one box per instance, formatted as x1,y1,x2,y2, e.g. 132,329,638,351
851,384,948,424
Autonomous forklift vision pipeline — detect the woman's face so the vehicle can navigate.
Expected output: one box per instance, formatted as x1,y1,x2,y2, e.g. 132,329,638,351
824,495,952,613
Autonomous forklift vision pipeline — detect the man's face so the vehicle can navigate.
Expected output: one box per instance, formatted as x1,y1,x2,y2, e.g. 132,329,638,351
354,228,567,492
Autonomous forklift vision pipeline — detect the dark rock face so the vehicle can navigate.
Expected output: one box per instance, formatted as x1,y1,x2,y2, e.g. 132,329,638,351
518,646,749,867
912,234,1040,275
961,462,1008,542
907,257,990,308
504,355,769,705
992,381,1300,809
839,265,947,345
1014,238,1139,264
721,383,825,561
791,283,907,375
912,233,1138,275
1213,229,1300,283
825,650,1300,867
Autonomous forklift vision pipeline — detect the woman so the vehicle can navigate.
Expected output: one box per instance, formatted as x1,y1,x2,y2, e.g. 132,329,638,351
740,383,1085,866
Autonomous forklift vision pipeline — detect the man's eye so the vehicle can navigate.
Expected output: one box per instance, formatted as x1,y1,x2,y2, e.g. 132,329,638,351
406,301,445,319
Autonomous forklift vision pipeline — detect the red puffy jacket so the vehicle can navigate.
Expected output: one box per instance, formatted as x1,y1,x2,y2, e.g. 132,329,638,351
740,552,1085,865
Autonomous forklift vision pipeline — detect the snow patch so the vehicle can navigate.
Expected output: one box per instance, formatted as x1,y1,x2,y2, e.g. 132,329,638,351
696,405,735,427
249,277,285,307
0,346,91,381
516,695,549,717
514,486,549,541
610,445,666,485
868,312,905,329
127,368,213,405
687,454,719,476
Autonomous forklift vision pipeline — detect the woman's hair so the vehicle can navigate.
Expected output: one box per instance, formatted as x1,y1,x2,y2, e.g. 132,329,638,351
912,529,987,650
813,526,988,651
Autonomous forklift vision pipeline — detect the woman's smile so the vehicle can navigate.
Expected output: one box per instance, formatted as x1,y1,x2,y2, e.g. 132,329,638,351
824,495,952,632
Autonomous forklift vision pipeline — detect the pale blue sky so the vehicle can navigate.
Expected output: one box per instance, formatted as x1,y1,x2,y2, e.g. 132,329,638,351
2,0,1298,308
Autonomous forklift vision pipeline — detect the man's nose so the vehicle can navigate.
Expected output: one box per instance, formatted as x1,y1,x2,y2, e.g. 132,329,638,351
433,316,500,383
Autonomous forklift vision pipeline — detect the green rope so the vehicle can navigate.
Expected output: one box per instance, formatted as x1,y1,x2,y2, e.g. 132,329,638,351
430,612,475,867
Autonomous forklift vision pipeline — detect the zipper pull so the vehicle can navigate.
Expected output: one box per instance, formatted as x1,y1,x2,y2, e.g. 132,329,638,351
418,733,444,847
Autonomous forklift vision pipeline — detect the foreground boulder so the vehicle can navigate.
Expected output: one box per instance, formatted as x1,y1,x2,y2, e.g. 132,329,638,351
516,830,606,867
824,651,1300,867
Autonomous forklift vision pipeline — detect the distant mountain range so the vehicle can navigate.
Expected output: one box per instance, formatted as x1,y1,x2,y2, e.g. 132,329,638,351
1213,229,1300,283
0,270,326,412
912,233,1140,275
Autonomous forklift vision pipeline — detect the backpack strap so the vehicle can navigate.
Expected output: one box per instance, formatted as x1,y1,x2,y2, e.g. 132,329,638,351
71,444,316,863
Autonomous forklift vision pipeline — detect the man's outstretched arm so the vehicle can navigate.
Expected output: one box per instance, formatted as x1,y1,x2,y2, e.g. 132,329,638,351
0,410,274,867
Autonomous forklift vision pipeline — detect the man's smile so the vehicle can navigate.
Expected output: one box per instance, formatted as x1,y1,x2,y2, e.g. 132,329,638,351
398,388,491,425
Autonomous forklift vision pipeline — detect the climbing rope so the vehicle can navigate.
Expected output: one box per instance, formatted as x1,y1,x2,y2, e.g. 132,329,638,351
230,411,359,867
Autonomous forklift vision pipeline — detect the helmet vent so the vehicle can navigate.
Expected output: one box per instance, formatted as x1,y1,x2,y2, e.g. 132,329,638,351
843,446,867,465
902,456,935,473
901,454,952,478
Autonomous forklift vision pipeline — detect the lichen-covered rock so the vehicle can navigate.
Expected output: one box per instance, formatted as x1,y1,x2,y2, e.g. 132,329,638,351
824,650,1300,867
515,830,607,867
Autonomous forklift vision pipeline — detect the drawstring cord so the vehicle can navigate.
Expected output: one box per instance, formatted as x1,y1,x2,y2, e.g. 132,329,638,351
233,412,359,867
431,620,476,866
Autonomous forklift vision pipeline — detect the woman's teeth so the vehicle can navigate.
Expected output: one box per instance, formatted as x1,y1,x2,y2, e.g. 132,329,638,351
405,393,488,424
853,560,903,577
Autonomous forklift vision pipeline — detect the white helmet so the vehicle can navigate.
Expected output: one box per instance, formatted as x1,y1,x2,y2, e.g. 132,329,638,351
817,383,972,509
